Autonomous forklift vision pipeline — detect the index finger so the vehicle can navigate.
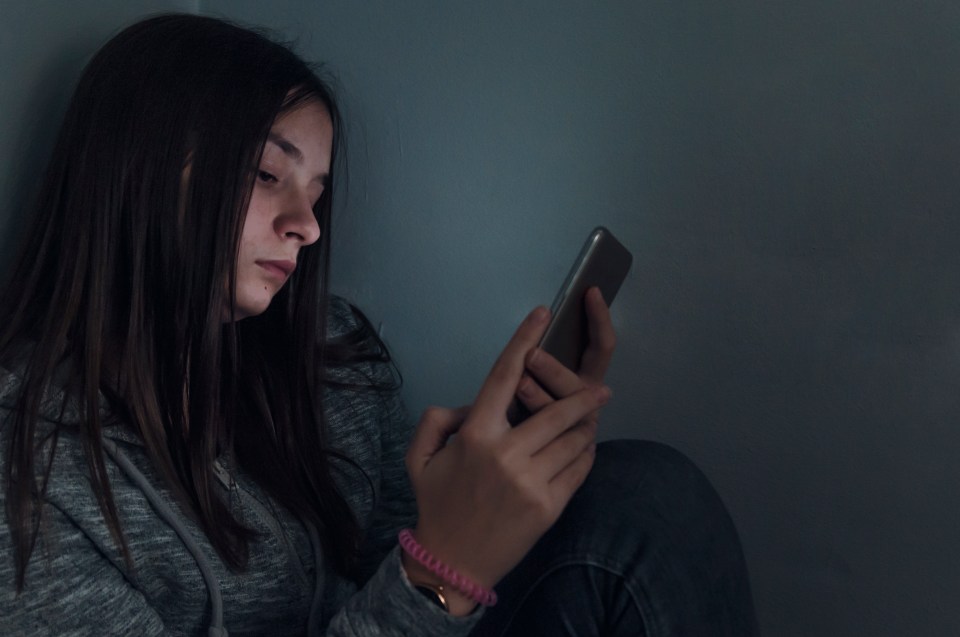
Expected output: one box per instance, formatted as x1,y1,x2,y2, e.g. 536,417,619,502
469,306,551,426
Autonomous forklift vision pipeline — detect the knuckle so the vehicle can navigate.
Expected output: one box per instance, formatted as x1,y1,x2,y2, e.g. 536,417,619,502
517,479,552,518
492,445,518,475
458,424,485,446
487,361,515,387
517,377,535,399
419,405,444,423
460,427,501,456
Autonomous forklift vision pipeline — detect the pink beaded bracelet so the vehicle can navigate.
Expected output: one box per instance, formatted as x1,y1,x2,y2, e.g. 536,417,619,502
398,529,498,607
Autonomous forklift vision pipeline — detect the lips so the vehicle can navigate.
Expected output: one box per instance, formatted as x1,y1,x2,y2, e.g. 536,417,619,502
256,259,296,280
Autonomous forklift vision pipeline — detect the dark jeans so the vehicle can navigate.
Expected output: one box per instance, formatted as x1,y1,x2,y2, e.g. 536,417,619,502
470,440,758,636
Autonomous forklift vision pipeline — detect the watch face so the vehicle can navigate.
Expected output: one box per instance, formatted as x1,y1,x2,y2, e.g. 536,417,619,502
415,584,448,611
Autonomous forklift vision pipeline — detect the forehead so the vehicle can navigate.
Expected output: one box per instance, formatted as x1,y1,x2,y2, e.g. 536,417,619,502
271,100,332,142
265,100,333,169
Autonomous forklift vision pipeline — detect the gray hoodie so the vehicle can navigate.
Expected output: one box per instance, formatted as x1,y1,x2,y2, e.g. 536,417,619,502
0,298,481,636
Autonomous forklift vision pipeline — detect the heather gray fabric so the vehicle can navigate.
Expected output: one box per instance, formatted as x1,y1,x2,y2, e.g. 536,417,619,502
0,298,481,636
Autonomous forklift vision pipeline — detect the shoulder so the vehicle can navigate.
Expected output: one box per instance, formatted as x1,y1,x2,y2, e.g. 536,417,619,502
321,298,412,515
326,294,359,338
321,294,402,436
326,294,375,340
322,295,398,391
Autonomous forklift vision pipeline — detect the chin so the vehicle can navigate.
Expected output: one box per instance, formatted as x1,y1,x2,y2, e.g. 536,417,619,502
235,306,269,321
228,294,273,322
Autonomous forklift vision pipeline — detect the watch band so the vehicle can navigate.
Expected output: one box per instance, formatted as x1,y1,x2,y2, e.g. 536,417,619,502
413,582,449,612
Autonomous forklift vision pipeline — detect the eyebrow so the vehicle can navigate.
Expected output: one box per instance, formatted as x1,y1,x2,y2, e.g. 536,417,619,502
266,132,330,185
267,132,303,162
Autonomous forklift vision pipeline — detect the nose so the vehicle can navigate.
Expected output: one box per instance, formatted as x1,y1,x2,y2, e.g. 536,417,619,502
276,191,321,246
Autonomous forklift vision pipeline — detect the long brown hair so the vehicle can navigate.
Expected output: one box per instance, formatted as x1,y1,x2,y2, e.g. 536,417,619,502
1,14,367,590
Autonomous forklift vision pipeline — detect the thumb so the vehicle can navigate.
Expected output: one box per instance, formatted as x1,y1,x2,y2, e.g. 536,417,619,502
406,405,470,479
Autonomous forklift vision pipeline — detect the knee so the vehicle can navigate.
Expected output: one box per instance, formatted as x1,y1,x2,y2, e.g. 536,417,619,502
563,440,757,632
584,440,739,543
594,439,695,479
590,439,713,499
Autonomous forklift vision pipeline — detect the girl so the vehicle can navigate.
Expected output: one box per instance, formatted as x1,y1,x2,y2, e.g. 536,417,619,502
0,14,756,636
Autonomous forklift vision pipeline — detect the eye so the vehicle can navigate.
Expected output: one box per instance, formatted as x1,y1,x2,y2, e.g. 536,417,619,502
257,170,278,184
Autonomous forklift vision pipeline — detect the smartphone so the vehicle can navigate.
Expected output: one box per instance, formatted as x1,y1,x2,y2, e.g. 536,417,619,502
508,226,632,425
539,226,633,371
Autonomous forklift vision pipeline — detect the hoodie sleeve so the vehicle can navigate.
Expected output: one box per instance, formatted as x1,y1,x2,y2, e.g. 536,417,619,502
0,498,170,637
322,296,421,577
320,383,484,636
325,546,481,636
320,299,483,635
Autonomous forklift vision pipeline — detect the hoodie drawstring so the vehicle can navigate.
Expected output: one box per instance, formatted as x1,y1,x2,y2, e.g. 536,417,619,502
102,439,229,637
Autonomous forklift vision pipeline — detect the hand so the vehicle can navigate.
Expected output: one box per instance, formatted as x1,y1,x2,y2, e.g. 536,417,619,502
403,306,611,615
515,286,617,422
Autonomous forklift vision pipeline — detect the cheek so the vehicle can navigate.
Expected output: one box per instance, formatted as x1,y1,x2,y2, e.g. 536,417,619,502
239,196,268,245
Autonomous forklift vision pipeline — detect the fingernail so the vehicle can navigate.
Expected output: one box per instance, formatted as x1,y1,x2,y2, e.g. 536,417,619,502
530,306,549,324
593,386,612,404
528,348,541,367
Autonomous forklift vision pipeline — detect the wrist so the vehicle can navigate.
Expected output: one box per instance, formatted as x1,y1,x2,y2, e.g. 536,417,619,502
398,529,498,614
401,551,478,616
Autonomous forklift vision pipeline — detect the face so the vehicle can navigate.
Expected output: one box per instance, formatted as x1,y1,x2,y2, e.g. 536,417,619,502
232,100,331,320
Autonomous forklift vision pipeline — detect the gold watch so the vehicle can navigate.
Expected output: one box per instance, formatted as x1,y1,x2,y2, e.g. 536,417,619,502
412,581,449,612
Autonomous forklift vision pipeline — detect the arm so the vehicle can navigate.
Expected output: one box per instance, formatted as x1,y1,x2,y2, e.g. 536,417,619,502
353,381,418,579
321,300,481,635
321,293,614,633
322,358,419,581
322,297,419,579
